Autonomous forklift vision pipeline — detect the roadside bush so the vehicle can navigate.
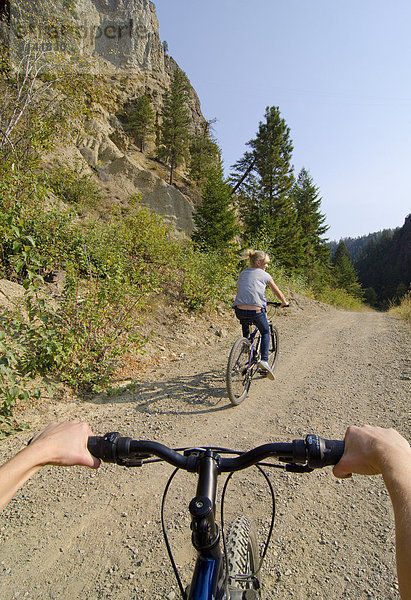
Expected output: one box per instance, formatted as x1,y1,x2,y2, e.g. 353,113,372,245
389,290,411,322
317,287,364,311
1,191,191,434
0,272,147,418
178,249,238,310
47,162,102,207
0,282,59,434
266,261,311,297
0,164,46,280
53,276,147,390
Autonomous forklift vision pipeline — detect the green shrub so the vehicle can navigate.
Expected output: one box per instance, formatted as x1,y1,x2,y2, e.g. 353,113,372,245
178,249,238,310
317,287,364,311
47,162,102,207
266,261,311,297
0,286,56,433
0,161,60,282
53,277,146,390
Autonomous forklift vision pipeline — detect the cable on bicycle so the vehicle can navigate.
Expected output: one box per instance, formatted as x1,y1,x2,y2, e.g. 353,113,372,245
161,467,187,600
253,465,276,566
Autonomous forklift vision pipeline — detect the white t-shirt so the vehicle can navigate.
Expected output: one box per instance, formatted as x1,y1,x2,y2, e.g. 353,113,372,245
233,268,273,308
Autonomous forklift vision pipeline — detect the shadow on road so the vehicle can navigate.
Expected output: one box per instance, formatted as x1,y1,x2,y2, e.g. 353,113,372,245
88,369,233,415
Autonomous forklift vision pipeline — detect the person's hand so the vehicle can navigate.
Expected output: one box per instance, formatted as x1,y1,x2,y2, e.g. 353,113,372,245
281,302,289,308
333,424,411,479
333,425,411,600
29,421,100,469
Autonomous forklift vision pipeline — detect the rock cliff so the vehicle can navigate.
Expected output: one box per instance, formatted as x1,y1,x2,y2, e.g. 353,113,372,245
78,0,167,75
40,0,204,234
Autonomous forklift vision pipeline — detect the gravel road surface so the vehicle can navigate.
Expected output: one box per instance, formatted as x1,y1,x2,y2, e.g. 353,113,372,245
1,298,410,600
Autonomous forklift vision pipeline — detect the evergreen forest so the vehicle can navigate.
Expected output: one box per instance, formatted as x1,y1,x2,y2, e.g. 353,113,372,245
328,217,411,308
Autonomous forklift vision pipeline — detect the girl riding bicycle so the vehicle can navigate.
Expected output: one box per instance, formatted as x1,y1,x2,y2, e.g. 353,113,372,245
232,249,289,380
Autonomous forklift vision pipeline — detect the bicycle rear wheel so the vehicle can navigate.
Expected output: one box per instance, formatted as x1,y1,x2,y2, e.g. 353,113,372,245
226,337,252,406
267,324,279,372
226,516,261,598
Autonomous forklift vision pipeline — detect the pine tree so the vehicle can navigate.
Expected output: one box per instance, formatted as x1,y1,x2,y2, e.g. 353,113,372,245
293,168,330,279
192,161,238,250
230,106,301,268
189,121,220,188
331,241,363,298
122,94,154,152
157,68,191,185
251,106,294,203
155,111,161,148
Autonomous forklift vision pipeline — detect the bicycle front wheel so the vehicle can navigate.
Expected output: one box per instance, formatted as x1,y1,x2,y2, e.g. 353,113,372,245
226,337,252,406
268,324,279,372
226,516,261,597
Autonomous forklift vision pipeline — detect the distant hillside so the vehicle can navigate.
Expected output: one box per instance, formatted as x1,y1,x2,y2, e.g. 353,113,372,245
328,229,397,262
354,215,411,306
328,216,410,307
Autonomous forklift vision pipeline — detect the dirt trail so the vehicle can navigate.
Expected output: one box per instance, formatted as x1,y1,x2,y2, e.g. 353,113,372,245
1,300,410,600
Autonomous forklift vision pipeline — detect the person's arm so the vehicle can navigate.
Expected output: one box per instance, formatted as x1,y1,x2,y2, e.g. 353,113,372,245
0,421,100,511
333,425,411,600
267,279,289,307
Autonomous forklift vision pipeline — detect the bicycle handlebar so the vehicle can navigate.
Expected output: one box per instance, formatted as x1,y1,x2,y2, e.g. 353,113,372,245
87,434,344,472
266,301,287,307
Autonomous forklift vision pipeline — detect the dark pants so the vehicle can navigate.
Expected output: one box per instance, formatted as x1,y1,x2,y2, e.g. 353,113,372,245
234,307,270,361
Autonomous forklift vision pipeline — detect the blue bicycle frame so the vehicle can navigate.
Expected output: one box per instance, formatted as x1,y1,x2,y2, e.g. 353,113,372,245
245,327,261,372
189,550,225,600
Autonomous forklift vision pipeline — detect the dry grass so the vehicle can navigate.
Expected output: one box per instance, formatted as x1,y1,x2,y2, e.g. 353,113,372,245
389,291,411,323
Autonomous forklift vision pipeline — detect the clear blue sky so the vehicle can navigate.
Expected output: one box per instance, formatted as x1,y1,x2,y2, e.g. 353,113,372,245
153,0,410,241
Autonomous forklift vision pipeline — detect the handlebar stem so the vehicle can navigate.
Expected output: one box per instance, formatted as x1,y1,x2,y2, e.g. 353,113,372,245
189,452,220,552
195,451,219,507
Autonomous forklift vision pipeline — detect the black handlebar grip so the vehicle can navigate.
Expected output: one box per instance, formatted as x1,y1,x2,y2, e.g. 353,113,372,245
87,436,103,458
321,438,345,466
306,435,345,468
87,433,121,462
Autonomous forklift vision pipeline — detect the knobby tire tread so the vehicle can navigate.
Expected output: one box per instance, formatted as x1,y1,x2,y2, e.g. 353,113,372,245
268,324,279,372
226,337,252,406
226,516,261,597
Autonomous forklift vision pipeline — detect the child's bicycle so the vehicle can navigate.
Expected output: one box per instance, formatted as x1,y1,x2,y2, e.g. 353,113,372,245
226,302,283,406
88,432,344,600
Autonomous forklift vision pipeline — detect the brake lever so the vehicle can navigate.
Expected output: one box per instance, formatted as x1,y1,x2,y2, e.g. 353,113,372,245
284,463,314,473
116,457,146,467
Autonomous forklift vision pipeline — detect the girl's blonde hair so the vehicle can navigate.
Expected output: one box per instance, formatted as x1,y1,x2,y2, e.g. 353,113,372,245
241,249,270,267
